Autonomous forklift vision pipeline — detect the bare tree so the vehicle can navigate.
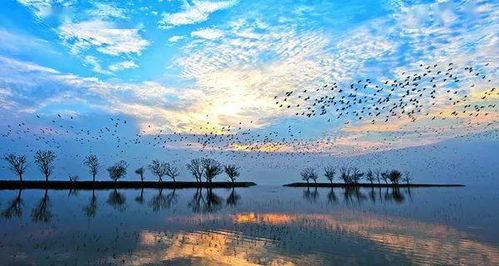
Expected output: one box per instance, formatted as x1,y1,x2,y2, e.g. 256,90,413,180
340,167,351,184
135,167,145,182
107,160,128,182
224,164,240,183
324,166,336,184
34,150,56,182
365,170,375,185
300,167,316,184
165,163,180,182
186,159,204,182
202,159,223,183
374,169,381,184
402,171,412,185
84,155,99,182
381,171,389,184
4,153,28,181
149,160,168,182
388,170,402,185
350,167,364,184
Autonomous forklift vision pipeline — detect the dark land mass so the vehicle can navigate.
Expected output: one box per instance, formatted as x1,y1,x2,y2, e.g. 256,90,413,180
0,180,257,190
283,182,465,187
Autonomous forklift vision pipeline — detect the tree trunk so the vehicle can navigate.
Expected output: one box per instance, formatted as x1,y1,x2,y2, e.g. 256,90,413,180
45,175,48,182
93,174,96,182
19,173,23,182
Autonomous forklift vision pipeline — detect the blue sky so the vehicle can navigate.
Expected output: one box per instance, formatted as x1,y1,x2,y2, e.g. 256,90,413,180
0,0,498,183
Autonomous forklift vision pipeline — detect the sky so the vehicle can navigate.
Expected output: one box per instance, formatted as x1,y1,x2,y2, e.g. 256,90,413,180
0,0,498,184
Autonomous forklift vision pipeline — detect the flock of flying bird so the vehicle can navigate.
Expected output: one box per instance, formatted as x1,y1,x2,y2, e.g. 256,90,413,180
0,61,497,167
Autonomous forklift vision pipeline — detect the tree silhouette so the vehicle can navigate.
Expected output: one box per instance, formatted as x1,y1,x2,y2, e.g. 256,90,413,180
135,167,145,182
186,159,204,182
202,159,222,183
324,166,336,183
31,190,52,223
107,160,128,182
300,167,317,184
224,164,240,183
350,167,364,184
365,170,375,185
34,150,56,182
165,163,180,182
340,167,351,184
4,153,28,182
388,170,402,184
84,154,99,182
402,171,412,185
149,160,167,182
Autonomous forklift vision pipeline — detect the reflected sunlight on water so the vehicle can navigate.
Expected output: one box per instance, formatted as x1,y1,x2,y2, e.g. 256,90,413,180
0,186,497,265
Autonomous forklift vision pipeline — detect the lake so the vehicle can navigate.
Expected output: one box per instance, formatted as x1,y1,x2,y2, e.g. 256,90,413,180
0,185,498,265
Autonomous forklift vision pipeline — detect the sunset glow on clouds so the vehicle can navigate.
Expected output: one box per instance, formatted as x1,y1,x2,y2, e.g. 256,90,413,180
0,0,497,157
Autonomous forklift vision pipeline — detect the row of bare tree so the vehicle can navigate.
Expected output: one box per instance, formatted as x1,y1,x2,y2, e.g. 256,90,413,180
3,152,241,183
300,166,412,185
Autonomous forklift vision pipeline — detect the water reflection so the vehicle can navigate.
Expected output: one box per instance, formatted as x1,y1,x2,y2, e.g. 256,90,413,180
107,189,126,211
83,190,97,218
31,189,52,223
149,189,177,212
0,186,497,265
1,189,23,219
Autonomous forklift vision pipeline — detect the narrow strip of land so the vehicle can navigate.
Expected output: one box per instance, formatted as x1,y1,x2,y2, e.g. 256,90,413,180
0,180,257,190
283,182,465,187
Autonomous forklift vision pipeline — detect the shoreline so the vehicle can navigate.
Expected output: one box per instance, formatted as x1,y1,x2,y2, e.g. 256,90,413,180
0,180,257,190
283,182,465,187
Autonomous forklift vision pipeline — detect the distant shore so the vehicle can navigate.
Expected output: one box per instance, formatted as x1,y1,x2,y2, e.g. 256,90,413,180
0,180,257,190
283,182,465,187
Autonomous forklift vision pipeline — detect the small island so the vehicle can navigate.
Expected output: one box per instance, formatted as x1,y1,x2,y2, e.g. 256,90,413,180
284,167,464,187
283,182,464,187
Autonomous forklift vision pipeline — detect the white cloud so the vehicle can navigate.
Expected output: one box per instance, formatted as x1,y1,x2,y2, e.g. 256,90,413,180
159,0,238,28
88,3,127,19
83,56,111,75
17,0,75,18
168,35,186,43
109,60,139,72
58,19,150,56
191,28,224,40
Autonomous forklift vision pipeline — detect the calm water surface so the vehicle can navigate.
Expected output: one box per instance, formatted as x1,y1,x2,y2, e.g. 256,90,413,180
0,185,498,265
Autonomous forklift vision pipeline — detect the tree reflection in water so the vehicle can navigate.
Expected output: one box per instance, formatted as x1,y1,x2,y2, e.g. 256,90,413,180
107,189,126,212
1,189,23,219
149,189,177,212
226,188,240,207
135,188,145,205
31,189,52,223
83,189,97,218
